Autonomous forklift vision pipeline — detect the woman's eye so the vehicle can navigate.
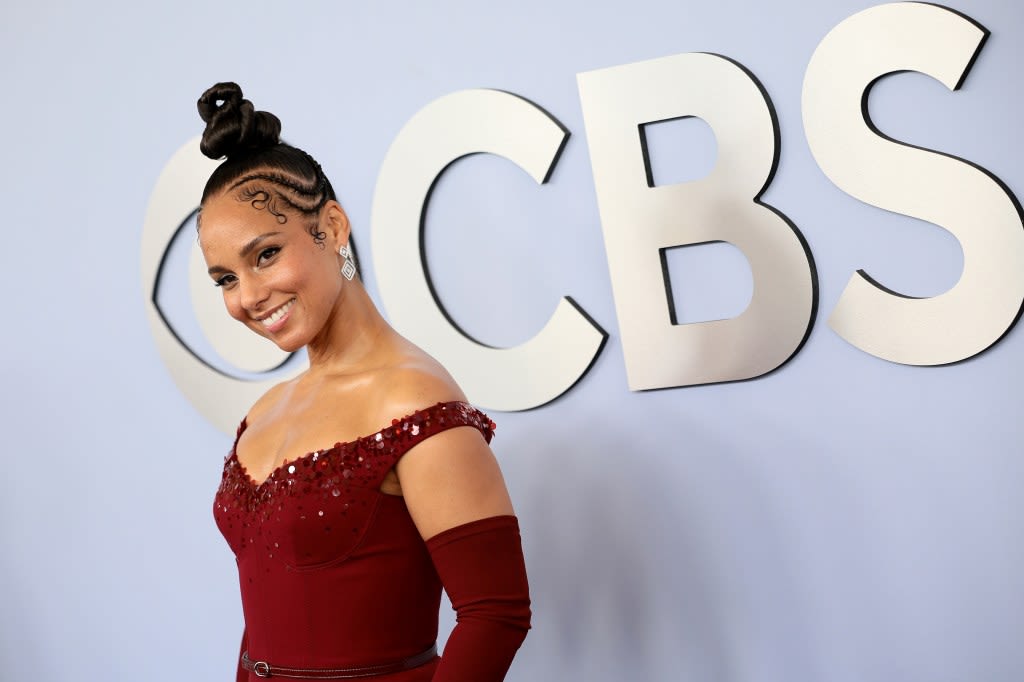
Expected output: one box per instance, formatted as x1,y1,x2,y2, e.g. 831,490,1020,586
257,247,280,265
214,274,237,288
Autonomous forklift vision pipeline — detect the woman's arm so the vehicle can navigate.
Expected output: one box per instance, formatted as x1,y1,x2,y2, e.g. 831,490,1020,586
426,515,530,681
397,425,514,538
395,415,531,681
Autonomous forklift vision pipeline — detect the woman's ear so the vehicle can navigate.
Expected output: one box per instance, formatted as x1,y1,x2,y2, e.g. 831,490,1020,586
321,200,351,249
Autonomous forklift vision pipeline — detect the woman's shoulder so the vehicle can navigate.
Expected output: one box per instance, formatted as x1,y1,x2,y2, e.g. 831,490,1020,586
366,355,469,426
239,345,471,437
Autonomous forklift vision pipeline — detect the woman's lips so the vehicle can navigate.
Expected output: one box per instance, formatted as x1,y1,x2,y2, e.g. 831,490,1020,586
260,299,295,331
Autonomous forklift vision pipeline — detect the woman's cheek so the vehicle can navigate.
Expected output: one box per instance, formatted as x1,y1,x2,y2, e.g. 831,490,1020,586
224,293,247,324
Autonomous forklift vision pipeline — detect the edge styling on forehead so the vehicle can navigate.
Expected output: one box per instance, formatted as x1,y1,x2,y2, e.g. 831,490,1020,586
196,82,338,247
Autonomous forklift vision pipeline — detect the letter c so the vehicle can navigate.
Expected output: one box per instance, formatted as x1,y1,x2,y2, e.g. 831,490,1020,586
371,89,606,411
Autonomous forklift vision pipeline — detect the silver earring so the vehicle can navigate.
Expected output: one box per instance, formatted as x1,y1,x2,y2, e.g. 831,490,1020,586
339,244,356,281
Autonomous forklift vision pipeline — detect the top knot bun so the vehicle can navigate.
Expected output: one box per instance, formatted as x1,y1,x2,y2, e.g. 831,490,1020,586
197,82,282,160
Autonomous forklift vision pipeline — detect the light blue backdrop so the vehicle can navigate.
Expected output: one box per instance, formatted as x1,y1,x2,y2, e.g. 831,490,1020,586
1,1,1022,680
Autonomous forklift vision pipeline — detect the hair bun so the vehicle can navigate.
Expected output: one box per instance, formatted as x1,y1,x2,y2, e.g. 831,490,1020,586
197,82,282,159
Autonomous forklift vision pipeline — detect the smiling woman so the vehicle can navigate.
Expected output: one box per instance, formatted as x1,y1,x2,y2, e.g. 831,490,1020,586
194,82,531,682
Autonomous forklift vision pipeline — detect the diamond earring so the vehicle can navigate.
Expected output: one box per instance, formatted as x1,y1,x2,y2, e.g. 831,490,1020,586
339,244,356,281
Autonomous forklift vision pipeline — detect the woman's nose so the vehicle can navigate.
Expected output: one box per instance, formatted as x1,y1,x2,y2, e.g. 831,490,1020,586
239,275,270,313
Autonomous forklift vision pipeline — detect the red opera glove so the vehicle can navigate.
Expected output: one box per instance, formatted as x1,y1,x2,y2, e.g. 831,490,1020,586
427,515,531,681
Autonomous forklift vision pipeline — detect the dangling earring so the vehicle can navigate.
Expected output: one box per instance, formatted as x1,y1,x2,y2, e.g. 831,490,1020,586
339,244,356,281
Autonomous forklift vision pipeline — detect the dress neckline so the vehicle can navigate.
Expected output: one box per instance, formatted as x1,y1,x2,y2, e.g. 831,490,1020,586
229,400,476,488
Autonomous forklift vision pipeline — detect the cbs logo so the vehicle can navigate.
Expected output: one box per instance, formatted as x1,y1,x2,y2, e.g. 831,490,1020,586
144,3,1024,434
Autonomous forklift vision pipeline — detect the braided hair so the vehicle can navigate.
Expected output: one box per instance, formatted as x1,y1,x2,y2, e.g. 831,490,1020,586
197,82,336,247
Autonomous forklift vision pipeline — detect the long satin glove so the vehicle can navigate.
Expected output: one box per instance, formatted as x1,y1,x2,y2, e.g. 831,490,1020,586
427,515,531,681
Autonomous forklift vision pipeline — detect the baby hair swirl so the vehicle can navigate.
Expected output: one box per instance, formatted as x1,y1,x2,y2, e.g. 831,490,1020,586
197,82,336,247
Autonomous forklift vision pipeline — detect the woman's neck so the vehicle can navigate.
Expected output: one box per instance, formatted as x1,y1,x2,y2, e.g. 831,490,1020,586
305,280,394,375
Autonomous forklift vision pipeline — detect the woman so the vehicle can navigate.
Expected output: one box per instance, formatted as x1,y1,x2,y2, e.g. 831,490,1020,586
199,82,530,681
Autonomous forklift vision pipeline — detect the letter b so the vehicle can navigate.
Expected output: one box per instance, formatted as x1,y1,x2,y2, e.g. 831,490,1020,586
578,53,816,390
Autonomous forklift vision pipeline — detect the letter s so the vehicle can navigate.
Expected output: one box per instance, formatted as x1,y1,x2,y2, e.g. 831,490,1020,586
803,2,1024,364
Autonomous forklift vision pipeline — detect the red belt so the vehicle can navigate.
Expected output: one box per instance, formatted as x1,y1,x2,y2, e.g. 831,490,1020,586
241,644,438,679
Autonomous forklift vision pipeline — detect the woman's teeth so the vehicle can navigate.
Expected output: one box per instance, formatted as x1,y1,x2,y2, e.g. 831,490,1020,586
262,299,294,327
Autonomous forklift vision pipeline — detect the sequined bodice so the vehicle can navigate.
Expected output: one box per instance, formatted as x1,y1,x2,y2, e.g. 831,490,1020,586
213,401,495,677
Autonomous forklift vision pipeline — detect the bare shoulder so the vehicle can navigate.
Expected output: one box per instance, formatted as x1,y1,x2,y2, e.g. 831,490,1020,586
378,352,513,539
369,352,469,424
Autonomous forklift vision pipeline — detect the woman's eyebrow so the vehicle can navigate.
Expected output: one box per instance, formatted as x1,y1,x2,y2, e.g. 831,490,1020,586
207,231,284,275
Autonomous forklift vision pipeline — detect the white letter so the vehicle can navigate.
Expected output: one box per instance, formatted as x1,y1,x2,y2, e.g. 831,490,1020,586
371,90,605,411
577,53,815,390
803,2,1024,364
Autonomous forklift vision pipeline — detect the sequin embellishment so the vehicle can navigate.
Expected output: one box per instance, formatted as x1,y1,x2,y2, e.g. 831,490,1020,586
213,401,495,568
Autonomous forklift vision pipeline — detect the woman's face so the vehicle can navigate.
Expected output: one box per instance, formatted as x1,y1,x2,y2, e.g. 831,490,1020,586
198,190,348,353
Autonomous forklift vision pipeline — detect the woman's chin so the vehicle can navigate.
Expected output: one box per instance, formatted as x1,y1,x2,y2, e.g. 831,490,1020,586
270,337,304,353
250,327,304,354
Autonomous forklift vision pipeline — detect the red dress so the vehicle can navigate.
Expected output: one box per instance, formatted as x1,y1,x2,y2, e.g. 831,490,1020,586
213,401,521,681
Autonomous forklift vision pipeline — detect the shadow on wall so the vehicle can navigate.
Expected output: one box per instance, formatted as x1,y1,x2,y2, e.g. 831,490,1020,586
511,411,825,682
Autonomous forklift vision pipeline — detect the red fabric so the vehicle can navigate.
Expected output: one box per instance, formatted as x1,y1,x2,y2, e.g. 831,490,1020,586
236,629,248,682
428,516,531,681
213,402,511,681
